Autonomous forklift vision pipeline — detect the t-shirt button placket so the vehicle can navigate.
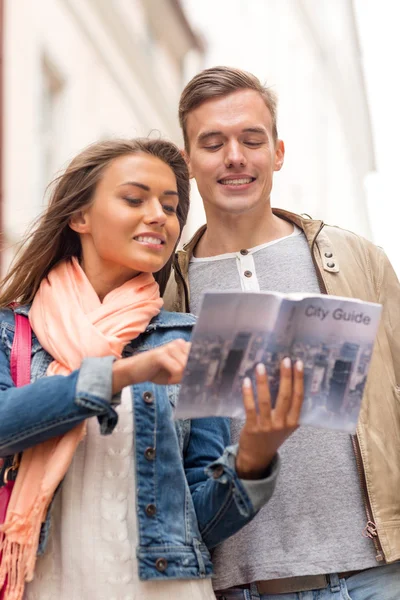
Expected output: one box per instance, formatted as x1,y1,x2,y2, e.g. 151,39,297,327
237,251,259,291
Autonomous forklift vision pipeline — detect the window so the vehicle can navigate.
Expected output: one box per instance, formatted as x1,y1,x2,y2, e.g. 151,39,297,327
39,56,64,204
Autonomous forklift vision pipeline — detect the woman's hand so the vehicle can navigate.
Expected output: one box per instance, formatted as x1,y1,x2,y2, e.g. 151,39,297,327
235,358,304,480
112,339,190,393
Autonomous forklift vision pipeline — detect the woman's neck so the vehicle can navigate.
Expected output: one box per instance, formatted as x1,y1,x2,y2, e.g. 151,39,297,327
79,258,139,301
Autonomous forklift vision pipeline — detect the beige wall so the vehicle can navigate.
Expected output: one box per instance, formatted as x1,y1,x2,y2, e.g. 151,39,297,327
2,0,202,266
182,0,375,242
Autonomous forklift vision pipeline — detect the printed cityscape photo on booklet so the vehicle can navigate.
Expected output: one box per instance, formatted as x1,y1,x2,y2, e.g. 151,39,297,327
175,291,382,433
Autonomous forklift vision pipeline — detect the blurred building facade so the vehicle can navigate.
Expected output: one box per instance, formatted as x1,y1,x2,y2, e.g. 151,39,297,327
1,0,203,268
183,0,375,241
0,0,380,268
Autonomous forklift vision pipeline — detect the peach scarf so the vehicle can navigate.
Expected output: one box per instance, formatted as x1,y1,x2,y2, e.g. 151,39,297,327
0,257,162,600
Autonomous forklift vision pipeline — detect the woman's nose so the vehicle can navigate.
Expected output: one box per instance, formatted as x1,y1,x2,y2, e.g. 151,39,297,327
143,200,167,225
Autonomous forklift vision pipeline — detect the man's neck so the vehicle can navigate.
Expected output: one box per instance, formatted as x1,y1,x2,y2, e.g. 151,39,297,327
194,205,294,258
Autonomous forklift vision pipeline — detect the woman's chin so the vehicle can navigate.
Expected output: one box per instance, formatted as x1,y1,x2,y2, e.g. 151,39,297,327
131,259,168,275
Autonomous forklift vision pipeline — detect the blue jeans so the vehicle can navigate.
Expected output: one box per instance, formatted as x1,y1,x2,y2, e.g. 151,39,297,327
214,563,400,600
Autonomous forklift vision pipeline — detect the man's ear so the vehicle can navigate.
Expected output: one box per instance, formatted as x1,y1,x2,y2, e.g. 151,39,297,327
180,148,194,179
274,139,285,172
69,210,90,234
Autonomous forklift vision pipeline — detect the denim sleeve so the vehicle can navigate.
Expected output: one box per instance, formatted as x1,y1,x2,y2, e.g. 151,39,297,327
0,342,120,456
184,416,280,550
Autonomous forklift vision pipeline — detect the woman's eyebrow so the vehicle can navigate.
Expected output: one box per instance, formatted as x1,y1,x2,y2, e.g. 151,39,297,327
118,181,149,191
118,181,178,196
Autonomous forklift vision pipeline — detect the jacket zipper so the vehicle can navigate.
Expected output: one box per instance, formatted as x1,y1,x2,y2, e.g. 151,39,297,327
310,223,385,563
351,436,385,561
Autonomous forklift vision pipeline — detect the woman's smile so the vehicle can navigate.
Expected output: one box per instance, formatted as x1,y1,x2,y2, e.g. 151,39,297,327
133,232,167,250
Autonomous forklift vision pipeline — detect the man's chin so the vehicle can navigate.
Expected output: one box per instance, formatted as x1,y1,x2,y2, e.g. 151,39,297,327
210,196,266,216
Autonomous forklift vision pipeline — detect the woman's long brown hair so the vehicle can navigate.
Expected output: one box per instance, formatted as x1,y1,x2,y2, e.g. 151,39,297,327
0,138,190,306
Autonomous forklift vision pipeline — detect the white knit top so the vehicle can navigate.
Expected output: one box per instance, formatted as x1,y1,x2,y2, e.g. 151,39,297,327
24,387,216,600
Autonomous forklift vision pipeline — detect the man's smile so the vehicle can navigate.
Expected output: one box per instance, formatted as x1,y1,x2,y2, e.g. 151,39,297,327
218,175,256,189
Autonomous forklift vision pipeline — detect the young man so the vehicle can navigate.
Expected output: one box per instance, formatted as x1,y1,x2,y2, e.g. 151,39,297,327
164,67,400,599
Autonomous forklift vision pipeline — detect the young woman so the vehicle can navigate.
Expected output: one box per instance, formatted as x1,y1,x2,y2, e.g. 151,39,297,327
0,138,303,600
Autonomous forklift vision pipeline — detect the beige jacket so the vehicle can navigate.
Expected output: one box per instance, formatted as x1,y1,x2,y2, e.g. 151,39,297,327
164,208,400,563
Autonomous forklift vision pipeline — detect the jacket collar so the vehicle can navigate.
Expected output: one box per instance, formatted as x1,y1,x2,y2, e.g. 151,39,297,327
146,309,196,331
13,304,31,317
180,208,339,274
182,208,324,254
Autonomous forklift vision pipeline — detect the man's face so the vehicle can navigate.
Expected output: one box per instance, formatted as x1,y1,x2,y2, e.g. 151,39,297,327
185,89,284,216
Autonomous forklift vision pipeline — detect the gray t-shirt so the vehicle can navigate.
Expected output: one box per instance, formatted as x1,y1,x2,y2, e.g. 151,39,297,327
188,227,378,589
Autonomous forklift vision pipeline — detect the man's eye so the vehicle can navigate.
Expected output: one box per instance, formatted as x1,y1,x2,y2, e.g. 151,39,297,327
204,144,222,151
245,141,263,147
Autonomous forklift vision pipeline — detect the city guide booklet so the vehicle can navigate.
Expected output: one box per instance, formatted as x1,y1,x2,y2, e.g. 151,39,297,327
175,291,382,433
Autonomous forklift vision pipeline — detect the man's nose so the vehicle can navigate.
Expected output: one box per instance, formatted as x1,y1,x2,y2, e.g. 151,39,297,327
224,141,246,168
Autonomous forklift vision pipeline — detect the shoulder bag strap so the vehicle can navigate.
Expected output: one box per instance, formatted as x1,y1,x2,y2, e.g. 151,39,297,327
10,313,32,386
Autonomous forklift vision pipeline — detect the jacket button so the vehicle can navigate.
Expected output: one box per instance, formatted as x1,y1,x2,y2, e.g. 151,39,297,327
145,503,157,517
327,262,335,268
155,557,168,572
144,447,156,460
212,465,225,479
324,252,333,258
244,270,252,278
240,249,248,255
143,391,154,404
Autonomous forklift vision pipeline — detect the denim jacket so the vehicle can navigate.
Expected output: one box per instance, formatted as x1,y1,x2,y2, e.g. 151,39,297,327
0,305,279,581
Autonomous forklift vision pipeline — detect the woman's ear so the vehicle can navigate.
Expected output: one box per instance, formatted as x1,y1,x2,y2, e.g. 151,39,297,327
69,210,90,234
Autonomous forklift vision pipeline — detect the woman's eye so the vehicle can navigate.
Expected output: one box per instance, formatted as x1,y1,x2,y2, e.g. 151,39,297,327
124,197,142,205
163,204,177,214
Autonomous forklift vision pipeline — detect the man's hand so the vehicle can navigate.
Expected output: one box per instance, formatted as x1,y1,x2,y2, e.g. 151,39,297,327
236,358,304,480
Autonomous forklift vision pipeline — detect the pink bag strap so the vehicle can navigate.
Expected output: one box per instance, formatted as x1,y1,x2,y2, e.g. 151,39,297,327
10,313,32,387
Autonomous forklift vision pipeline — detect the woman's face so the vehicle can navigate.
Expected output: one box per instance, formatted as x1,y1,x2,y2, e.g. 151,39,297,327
71,153,181,287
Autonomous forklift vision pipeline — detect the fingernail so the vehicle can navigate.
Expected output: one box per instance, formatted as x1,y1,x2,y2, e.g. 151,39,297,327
256,363,266,375
296,360,303,372
243,377,252,388
282,357,291,368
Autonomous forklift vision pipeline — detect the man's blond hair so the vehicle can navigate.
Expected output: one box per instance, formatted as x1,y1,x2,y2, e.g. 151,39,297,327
179,66,278,151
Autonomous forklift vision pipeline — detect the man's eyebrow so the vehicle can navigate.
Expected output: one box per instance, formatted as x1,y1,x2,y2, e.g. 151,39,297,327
118,181,178,197
197,127,268,143
197,130,223,143
242,127,267,135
